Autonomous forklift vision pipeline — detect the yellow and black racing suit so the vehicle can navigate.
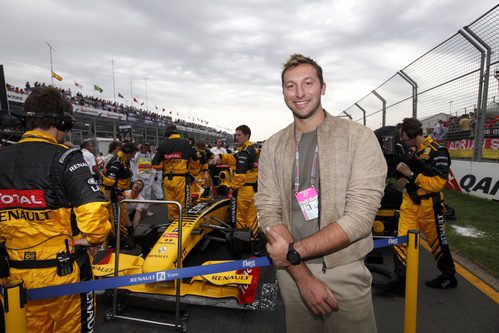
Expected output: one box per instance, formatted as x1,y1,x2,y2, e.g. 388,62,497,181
0,131,110,333
189,147,211,202
220,141,259,237
101,151,133,240
394,136,456,278
152,134,198,221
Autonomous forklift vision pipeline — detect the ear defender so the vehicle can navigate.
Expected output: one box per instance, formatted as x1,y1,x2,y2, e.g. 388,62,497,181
55,113,76,132
21,111,75,132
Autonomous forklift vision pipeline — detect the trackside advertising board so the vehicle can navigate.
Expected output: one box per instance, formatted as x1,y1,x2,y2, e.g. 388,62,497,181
446,160,499,201
446,138,499,160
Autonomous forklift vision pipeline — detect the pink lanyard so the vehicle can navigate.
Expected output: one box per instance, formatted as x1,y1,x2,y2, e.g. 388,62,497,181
293,128,319,194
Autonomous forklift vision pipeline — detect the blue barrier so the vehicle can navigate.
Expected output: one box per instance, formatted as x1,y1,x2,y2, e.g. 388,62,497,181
374,236,407,248
2,235,407,301
28,256,272,301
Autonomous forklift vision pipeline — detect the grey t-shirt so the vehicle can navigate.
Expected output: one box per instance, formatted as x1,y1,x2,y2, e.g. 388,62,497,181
291,129,321,263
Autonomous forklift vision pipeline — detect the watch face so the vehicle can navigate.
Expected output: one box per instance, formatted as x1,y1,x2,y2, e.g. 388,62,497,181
287,250,300,265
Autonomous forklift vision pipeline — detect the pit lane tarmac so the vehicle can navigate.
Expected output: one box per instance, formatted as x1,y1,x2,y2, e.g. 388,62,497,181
95,205,498,333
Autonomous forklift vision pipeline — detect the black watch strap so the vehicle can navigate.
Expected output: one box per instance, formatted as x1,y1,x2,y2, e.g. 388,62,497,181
287,242,301,265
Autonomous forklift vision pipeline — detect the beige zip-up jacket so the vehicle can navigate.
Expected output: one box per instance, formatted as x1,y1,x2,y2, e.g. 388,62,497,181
255,112,387,268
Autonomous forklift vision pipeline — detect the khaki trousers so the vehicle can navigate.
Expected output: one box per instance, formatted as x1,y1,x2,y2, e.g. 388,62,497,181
277,259,377,333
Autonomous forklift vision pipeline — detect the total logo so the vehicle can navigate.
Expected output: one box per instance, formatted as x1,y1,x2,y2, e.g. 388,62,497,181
0,189,46,208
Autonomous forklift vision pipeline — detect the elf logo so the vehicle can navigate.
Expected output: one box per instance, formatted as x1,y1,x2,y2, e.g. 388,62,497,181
0,189,46,208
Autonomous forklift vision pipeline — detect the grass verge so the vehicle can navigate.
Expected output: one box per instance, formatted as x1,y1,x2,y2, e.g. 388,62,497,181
443,189,499,278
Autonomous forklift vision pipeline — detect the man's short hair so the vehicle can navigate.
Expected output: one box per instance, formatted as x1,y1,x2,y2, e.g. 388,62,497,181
122,142,138,155
399,118,423,139
236,124,251,138
108,141,123,154
81,140,92,150
281,54,324,87
24,86,73,130
165,125,178,138
195,141,205,150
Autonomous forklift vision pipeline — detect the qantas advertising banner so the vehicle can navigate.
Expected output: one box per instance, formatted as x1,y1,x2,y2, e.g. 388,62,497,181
446,160,499,201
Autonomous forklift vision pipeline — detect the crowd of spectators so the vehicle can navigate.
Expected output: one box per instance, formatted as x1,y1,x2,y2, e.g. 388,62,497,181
425,111,499,142
6,82,229,137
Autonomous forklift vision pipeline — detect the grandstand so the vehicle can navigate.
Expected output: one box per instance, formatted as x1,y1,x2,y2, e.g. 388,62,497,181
0,80,233,151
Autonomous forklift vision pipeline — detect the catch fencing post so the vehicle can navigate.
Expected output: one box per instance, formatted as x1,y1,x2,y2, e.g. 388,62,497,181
372,90,386,127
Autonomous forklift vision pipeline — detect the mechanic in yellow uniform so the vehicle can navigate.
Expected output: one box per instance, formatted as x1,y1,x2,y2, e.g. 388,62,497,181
0,87,111,333
101,142,137,246
152,125,198,221
216,125,259,238
393,117,457,291
189,141,211,202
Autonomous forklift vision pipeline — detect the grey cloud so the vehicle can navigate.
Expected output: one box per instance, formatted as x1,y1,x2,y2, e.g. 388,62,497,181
1,0,497,140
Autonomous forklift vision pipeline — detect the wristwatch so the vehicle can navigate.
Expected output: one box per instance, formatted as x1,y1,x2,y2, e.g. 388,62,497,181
286,242,301,265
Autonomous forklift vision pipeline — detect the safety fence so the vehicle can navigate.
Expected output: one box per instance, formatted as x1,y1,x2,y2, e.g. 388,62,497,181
2,234,422,333
339,5,499,162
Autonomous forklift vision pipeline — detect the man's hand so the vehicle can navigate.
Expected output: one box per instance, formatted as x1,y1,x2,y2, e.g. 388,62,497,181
72,238,100,257
396,162,412,178
203,173,209,185
210,155,221,166
87,246,99,257
74,238,91,247
265,226,291,267
296,274,339,316
397,177,408,188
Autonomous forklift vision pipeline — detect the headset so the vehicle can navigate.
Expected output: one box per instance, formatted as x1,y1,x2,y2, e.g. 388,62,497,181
17,111,76,132
10,89,76,132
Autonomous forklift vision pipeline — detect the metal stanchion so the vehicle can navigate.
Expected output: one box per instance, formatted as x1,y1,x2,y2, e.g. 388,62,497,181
3,280,27,333
110,199,183,330
404,230,420,333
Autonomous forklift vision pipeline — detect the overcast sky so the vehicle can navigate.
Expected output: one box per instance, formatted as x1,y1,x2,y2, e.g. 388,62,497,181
1,0,497,141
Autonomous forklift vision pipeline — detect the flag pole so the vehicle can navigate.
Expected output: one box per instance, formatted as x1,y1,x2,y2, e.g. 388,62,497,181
45,41,55,85
144,77,148,112
130,79,133,106
112,56,116,103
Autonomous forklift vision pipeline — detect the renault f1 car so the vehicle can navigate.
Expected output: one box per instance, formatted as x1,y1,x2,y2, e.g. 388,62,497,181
92,180,262,308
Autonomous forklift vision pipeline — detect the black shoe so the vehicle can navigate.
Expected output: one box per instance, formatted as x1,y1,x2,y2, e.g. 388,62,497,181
382,276,406,296
425,274,458,289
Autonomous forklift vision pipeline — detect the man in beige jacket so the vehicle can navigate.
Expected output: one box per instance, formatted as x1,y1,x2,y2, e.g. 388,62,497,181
255,54,386,332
